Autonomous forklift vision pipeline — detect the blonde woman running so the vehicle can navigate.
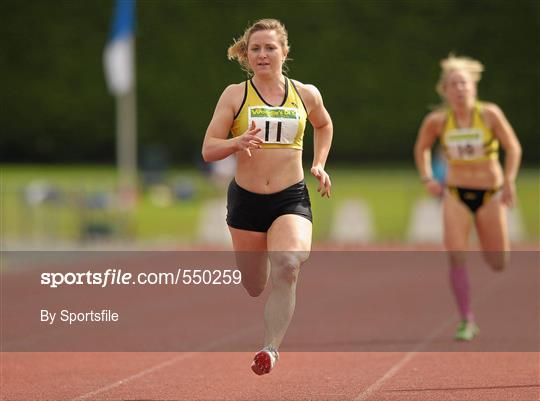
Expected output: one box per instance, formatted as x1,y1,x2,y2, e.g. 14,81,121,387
202,19,333,374
415,54,521,341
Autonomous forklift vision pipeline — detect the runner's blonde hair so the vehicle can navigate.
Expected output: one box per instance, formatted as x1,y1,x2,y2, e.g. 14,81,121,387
227,19,290,74
436,53,484,98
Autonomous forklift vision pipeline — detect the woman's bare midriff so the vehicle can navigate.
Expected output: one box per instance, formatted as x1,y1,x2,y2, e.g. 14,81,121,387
447,159,504,189
234,148,304,194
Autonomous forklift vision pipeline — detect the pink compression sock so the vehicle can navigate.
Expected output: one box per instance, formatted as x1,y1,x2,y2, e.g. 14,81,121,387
449,266,474,322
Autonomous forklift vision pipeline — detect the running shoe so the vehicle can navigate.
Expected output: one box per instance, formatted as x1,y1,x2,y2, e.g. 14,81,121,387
251,346,279,375
454,320,479,341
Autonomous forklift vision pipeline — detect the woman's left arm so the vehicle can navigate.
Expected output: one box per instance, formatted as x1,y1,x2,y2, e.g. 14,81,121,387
300,83,333,198
485,103,522,206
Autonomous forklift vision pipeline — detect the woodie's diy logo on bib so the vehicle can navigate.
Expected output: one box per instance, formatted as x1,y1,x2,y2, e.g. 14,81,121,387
249,106,300,144
445,128,485,160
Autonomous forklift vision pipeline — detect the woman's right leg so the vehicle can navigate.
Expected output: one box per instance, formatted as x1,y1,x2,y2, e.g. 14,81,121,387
443,191,475,324
229,226,270,297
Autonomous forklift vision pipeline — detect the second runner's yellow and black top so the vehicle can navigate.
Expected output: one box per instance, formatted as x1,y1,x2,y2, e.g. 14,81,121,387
440,101,499,164
231,77,308,150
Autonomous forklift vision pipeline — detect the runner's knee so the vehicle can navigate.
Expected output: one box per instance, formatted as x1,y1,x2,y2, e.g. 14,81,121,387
483,251,508,272
270,253,301,286
243,282,266,297
241,269,268,297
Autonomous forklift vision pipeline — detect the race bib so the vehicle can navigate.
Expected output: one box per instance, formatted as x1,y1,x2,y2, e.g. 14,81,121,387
445,128,485,160
248,106,300,144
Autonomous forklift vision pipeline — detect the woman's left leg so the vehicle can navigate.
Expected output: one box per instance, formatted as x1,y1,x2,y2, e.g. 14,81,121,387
475,195,510,271
250,214,311,375
264,214,312,349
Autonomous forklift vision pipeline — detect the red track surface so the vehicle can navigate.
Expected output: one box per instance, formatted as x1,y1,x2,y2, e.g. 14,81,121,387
2,248,539,400
2,352,539,400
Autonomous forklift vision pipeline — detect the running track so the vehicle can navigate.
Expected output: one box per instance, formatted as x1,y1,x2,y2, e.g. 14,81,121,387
2,246,539,401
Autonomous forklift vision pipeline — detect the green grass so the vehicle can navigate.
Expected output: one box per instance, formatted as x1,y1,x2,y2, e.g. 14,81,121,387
1,164,538,243
310,168,422,241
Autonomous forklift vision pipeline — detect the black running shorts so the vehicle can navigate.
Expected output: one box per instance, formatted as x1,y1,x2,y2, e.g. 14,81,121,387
226,179,312,232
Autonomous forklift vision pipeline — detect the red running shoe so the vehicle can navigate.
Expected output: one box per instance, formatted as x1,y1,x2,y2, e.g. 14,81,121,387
251,346,279,375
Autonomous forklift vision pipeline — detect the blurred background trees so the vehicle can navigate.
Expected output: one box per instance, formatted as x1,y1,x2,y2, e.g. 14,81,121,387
1,0,538,165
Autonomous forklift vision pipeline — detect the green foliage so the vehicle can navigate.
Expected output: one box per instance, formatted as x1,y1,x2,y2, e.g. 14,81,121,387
1,0,538,163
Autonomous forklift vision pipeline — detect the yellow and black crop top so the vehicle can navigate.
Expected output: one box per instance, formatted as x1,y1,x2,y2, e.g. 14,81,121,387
441,102,499,164
231,77,307,150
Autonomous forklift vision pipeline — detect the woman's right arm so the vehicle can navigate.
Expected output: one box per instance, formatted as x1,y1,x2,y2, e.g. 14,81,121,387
202,84,262,162
414,112,444,196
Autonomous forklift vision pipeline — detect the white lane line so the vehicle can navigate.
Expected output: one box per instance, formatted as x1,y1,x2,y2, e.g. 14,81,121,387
71,324,260,401
71,352,199,401
354,319,453,401
354,274,504,401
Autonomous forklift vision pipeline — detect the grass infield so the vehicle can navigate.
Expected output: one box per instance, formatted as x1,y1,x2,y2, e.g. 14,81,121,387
1,164,538,243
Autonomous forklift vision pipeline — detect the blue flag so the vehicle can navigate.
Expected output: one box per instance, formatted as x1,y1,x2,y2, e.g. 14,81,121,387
104,0,136,96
